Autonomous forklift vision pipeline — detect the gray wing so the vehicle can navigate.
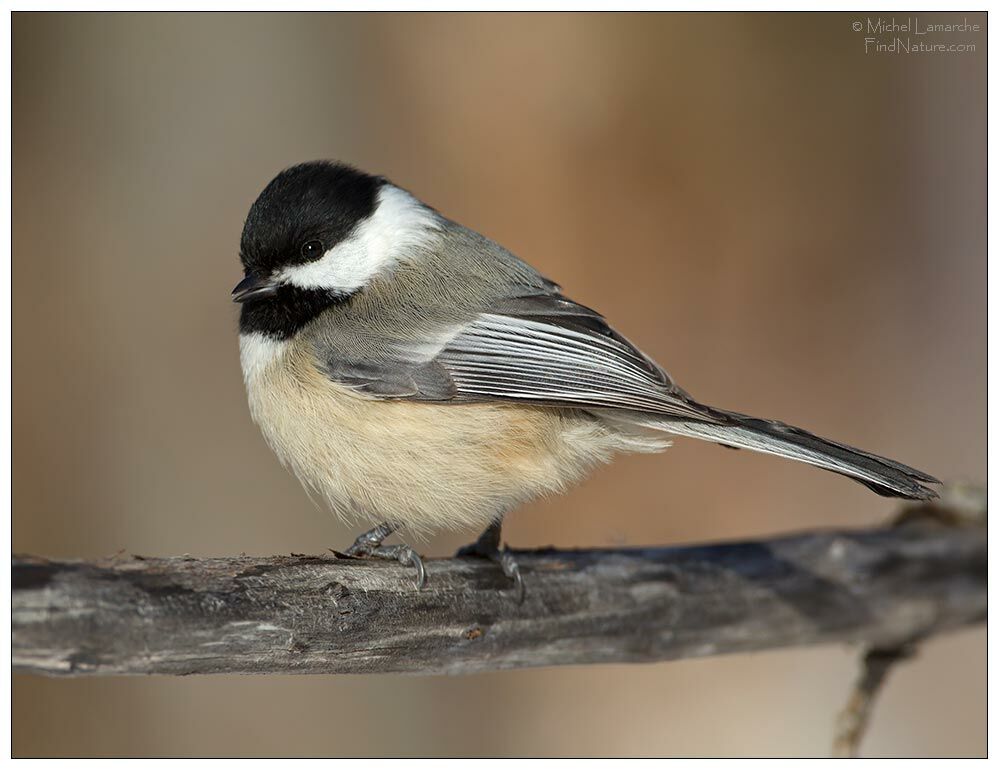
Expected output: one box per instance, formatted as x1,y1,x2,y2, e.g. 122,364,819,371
316,290,717,424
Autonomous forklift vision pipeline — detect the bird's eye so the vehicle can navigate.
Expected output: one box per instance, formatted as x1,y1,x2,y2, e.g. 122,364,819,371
301,240,324,259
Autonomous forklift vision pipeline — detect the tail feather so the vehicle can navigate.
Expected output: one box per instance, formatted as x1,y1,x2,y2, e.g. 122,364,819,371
647,407,939,501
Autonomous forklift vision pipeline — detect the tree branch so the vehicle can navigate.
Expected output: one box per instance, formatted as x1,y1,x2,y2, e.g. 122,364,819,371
13,505,984,677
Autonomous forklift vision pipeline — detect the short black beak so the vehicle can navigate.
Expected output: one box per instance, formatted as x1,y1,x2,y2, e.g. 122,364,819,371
232,275,279,303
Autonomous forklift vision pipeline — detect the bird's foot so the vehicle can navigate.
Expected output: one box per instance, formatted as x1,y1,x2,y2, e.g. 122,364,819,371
457,520,524,603
342,522,426,590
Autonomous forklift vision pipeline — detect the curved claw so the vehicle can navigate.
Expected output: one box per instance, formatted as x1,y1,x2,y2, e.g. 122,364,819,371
499,550,525,604
401,547,427,591
341,524,428,591
457,524,527,601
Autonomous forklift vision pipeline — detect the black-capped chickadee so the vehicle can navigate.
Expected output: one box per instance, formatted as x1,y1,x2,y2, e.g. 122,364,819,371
233,160,939,598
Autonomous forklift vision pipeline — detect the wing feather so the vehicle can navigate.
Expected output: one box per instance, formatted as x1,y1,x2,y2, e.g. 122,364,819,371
435,300,715,422
313,288,715,423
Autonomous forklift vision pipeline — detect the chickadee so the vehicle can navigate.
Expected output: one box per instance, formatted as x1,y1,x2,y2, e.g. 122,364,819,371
234,160,939,598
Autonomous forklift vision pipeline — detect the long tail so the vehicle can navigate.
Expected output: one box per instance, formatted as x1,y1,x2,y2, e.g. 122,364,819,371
640,407,940,500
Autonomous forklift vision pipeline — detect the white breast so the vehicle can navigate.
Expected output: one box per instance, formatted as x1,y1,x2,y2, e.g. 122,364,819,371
239,332,290,386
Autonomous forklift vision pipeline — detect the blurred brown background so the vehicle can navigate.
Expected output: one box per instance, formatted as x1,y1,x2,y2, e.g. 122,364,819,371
13,12,985,758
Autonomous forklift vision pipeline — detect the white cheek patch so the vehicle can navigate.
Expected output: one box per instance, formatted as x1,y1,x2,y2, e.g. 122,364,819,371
239,332,289,385
277,185,442,294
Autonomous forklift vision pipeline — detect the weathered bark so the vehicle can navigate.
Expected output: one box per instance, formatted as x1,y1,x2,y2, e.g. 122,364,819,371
12,512,985,677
